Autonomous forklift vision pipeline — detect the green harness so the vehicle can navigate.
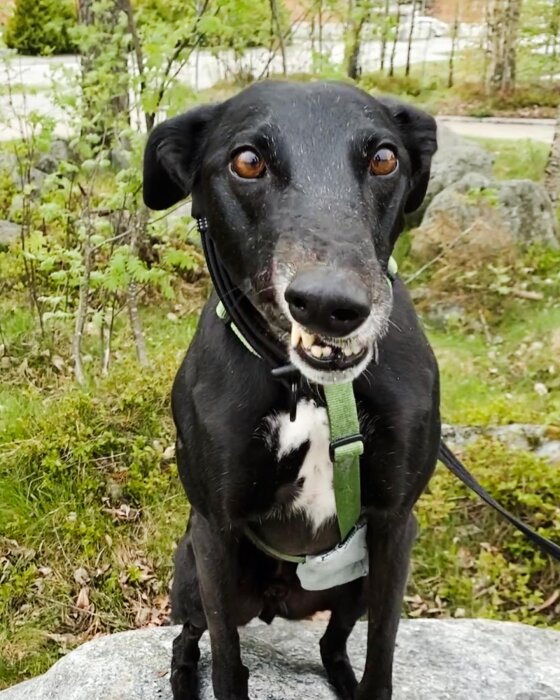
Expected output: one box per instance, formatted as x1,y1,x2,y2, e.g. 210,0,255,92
216,256,398,562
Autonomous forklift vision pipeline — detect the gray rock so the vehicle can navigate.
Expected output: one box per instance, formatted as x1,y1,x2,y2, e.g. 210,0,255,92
407,124,494,225
1,618,559,700
0,152,46,189
0,220,21,248
110,148,131,171
535,440,560,464
412,173,559,260
36,139,70,174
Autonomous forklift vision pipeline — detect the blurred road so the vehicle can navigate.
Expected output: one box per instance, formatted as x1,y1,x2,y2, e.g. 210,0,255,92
0,37,555,144
438,115,555,144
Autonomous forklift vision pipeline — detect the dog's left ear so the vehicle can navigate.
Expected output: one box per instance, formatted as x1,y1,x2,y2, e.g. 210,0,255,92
143,104,221,210
378,98,437,213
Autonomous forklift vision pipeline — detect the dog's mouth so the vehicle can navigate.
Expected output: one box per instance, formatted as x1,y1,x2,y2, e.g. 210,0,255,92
290,322,368,372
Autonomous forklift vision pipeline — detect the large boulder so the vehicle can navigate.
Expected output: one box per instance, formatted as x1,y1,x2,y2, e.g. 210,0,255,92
411,172,559,263
1,618,559,699
407,123,495,225
0,153,47,189
36,139,71,174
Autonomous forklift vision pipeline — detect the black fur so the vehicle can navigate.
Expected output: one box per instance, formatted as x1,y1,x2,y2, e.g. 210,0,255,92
144,81,440,700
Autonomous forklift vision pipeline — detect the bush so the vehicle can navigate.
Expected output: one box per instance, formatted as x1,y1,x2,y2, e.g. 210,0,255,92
5,0,77,56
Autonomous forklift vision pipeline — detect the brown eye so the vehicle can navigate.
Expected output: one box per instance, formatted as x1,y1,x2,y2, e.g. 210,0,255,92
230,149,266,179
369,148,398,176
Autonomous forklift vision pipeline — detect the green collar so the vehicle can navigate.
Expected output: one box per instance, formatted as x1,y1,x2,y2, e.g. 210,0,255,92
216,256,398,561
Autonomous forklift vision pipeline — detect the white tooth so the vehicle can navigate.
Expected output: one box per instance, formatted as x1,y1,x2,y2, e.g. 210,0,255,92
291,324,301,348
352,340,362,355
322,346,333,357
343,347,354,357
311,345,323,358
301,331,315,349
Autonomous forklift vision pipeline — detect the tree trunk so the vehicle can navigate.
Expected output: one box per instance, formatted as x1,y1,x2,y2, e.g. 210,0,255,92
405,0,417,77
544,105,560,203
345,0,367,80
380,0,391,72
389,2,401,77
77,0,130,145
270,0,287,75
486,0,522,94
448,0,461,88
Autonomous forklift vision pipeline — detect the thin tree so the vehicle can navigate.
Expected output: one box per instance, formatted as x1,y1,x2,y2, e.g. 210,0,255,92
389,1,402,77
270,0,287,75
345,0,369,79
448,0,462,88
544,104,560,203
486,0,523,94
405,0,417,77
380,0,391,71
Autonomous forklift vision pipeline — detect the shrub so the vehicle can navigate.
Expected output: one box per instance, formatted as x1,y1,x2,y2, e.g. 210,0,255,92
4,0,77,56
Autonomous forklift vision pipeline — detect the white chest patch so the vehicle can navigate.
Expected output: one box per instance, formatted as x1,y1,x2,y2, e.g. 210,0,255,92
266,399,336,532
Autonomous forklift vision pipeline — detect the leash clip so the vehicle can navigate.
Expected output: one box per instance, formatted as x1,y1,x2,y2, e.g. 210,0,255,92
270,364,300,422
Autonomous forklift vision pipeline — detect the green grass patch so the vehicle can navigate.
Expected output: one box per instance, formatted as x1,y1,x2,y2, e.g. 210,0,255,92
470,137,550,182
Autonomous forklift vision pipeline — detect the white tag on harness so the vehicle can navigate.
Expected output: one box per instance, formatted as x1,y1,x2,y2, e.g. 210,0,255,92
296,522,369,591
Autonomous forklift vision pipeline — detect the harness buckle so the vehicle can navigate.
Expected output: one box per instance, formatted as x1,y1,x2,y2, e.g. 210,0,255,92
329,434,364,462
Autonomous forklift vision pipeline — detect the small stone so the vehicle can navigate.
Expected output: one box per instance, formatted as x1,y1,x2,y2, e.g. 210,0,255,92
162,445,175,461
534,382,549,396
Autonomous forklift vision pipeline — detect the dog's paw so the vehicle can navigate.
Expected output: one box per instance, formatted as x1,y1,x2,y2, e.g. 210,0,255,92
321,650,358,700
170,663,200,700
354,685,392,700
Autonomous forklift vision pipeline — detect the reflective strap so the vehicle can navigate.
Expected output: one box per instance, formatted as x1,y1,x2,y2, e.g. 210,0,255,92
216,301,261,358
323,383,363,540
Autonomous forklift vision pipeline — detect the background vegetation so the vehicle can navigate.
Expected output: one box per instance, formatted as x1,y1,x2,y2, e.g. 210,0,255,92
0,0,559,689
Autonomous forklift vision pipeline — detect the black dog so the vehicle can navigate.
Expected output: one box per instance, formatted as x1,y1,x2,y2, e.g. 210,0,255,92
143,81,440,700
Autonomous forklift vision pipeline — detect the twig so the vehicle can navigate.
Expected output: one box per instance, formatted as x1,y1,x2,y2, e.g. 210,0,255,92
404,224,476,284
72,238,92,385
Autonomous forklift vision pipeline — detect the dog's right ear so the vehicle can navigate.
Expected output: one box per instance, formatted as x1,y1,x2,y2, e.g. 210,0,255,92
143,104,221,210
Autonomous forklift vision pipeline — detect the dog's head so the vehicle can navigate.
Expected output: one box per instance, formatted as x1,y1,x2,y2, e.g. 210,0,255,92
143,81,437,384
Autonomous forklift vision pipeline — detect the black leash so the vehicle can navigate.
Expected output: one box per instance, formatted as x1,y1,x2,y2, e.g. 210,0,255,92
197,218,560,564
439,442,560,561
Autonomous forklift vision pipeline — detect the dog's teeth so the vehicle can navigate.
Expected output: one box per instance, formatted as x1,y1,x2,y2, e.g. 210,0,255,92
322,346,333,357
310,345,323,358
351,340,362,355
343,346,354,357
291,324,301,348
301,330,315,349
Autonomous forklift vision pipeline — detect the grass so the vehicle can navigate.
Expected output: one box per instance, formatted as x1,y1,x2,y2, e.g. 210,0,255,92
1,125,559,689
471,138,550,182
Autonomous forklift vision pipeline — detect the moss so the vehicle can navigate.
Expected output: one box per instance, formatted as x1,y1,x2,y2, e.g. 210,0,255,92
412,439,560,627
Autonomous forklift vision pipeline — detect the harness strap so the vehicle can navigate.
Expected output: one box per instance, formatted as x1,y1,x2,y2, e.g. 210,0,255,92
323,383,364,540
243,526,306,564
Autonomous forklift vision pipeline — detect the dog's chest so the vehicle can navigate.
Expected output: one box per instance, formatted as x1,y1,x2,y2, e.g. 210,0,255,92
263,399,336,531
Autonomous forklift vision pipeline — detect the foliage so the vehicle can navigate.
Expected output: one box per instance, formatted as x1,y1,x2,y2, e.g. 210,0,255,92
412,439,560,626
0,313,193,687
4,0,77,56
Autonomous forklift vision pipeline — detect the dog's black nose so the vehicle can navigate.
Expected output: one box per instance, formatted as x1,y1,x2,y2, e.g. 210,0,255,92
285,270,370,337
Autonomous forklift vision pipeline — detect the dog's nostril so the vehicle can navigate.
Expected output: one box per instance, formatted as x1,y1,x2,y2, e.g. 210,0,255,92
290,295,307,312
330,308,361,323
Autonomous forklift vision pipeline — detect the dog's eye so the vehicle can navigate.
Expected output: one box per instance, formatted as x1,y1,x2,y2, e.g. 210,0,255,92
369,148,398,176
230,149,266,179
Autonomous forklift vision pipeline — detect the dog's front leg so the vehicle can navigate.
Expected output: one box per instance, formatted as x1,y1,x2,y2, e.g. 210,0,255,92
354,514,417,700
191,513,249,700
